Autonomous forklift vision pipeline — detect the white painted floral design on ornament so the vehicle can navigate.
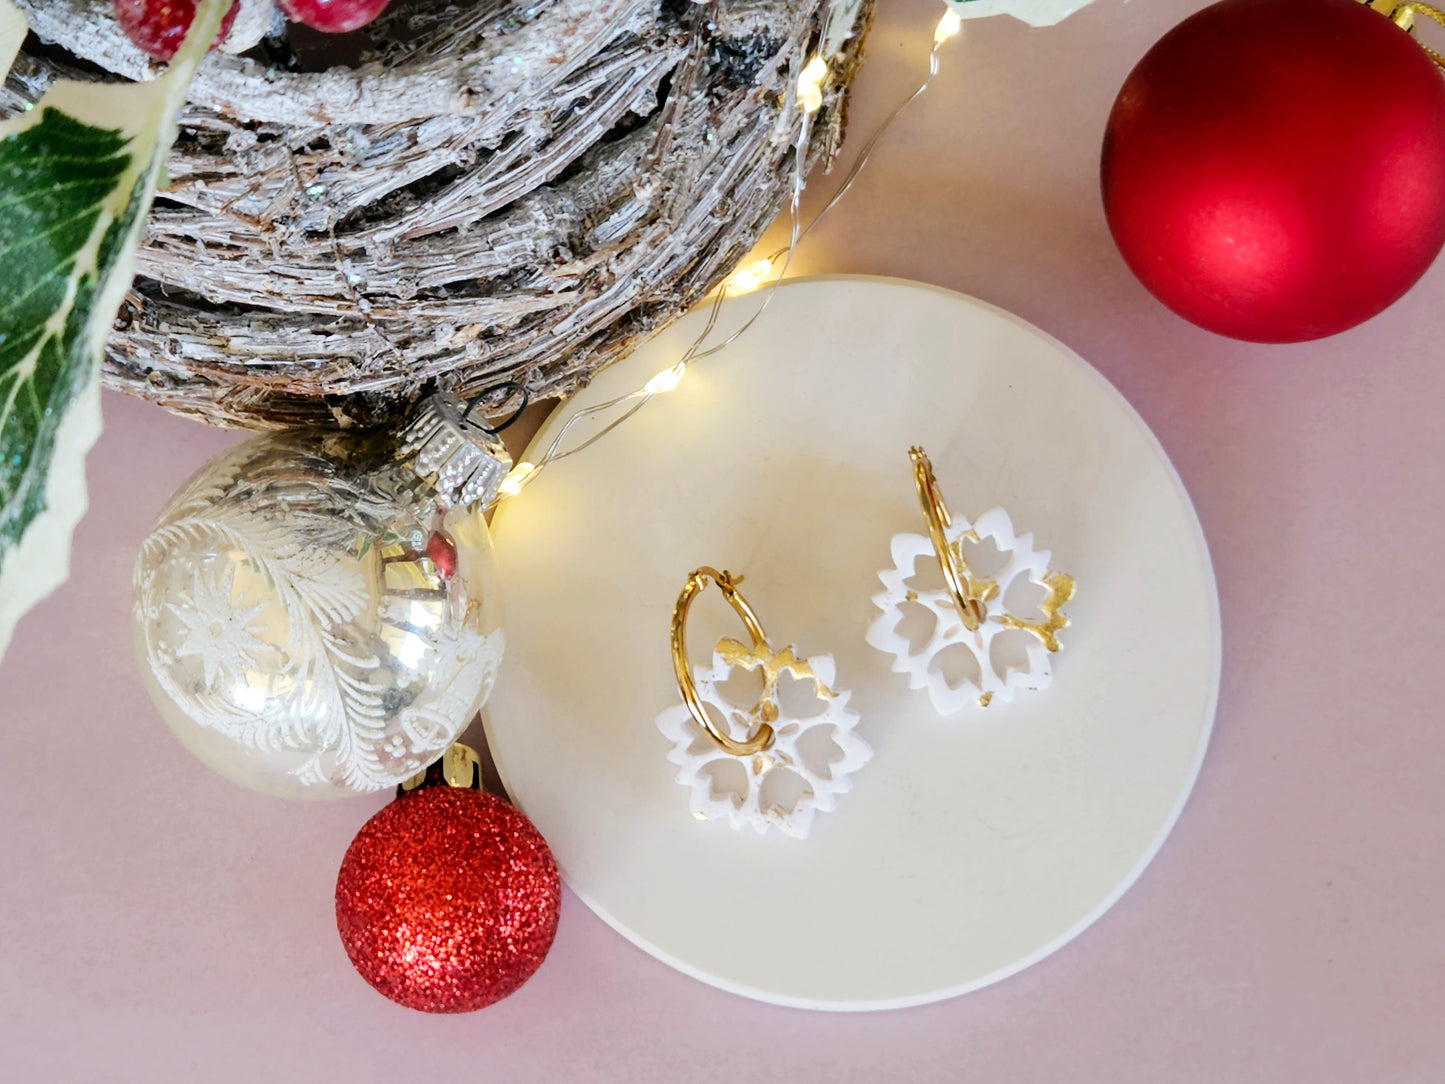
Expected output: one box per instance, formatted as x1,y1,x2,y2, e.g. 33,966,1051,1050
867,507,1075,715
134,433,506,797
167,565,269,691
656,641,871,839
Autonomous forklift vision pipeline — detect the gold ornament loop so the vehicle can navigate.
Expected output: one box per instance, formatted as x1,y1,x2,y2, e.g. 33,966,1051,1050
1375,0,1445,69
399,741,484,793
670,567,776,756
910,447,990,632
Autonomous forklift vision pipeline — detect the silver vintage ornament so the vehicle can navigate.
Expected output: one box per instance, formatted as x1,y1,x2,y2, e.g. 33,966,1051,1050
132,394,509,799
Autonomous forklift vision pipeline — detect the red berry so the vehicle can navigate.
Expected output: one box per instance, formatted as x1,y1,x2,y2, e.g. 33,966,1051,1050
279,0,392,33
114,0,239,61
426,530,458,581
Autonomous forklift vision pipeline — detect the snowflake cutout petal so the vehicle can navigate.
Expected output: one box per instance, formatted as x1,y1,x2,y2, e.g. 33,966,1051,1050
866,507,1075,715
656,642,871,839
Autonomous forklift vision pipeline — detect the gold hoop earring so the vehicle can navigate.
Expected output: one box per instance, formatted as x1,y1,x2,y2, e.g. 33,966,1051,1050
911,447,993,630
669,567,774,756
657,566,872,839
868,448,1076,715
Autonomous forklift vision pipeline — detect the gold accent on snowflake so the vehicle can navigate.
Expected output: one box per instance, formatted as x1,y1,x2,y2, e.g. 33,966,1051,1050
997,571,1076,653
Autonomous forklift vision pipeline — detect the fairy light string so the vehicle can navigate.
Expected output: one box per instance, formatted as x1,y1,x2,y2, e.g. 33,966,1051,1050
494,9,964,502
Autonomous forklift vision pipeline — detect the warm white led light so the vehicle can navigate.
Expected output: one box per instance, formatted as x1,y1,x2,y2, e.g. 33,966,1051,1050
935,8,962,45
499,461,538,497
798,55,828,113
644,362,688,396
492,21,949,506
727,257,775,294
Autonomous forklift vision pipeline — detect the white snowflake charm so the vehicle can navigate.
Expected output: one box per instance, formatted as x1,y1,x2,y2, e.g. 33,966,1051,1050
656,568,871,839
866,448,1076,715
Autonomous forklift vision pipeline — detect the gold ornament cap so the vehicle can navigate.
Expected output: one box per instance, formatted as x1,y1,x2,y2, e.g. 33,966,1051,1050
400,742,485,793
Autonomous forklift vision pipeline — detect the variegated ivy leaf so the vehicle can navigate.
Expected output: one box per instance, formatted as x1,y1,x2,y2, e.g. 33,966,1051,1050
0,0,231,663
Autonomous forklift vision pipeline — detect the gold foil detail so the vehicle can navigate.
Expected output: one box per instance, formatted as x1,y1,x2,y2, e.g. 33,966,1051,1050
717,636,838,731
998,572,1076,652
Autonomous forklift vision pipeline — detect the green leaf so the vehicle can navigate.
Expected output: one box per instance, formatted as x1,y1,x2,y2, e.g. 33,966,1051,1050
0,113,134,543
0,0,232,662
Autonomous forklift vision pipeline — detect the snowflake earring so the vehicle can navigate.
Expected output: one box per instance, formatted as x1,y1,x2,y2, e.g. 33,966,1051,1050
866,448,1076,715
655,567,871,839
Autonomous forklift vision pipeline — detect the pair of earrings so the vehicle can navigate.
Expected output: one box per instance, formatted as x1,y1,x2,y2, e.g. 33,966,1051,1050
654,447,1077,839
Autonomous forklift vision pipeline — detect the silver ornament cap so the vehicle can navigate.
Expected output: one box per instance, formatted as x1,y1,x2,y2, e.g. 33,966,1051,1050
398,392,513,509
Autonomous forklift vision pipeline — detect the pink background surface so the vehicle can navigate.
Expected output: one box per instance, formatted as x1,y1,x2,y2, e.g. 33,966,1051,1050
3,0,1443,1078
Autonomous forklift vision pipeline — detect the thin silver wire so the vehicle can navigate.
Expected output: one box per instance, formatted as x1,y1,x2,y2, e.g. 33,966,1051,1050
508,35,949,488
783,44,943,255
535,109,812,468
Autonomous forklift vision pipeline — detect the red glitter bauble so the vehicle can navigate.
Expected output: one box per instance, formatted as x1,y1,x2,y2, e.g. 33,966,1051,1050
335,785,561,1013
1101,0,1445,342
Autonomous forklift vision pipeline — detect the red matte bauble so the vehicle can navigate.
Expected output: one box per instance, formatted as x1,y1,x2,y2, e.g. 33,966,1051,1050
1101,0,1445,342
335,784,561,1013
